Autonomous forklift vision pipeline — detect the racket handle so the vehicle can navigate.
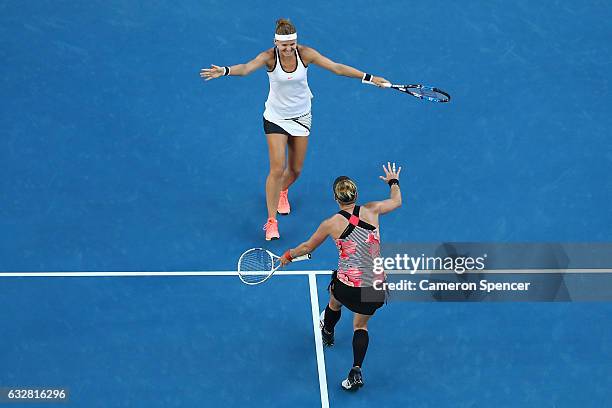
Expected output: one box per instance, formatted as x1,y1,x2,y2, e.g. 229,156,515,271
365,81,392,88
292,253,311,262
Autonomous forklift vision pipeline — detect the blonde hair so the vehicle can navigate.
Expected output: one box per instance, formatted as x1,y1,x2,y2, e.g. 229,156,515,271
275,18,296,35
334,177,357,204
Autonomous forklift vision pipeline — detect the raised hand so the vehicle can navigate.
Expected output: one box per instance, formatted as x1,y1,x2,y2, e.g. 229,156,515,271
379,162,402,183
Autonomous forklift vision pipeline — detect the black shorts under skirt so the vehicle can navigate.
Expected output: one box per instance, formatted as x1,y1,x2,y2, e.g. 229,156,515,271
329,271,385,316
263,117,292,136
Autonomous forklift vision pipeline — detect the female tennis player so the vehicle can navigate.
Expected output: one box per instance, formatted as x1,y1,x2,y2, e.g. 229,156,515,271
279,162,402,391
200,18,389,240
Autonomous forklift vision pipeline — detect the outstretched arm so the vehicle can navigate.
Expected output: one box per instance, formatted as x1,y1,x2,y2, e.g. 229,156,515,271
200,50,271,80
300,46,390,87
365,162,403,215
279,219,332,266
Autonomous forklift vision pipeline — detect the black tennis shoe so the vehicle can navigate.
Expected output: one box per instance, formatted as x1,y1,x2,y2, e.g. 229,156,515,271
321,326,334,347
319,310,334,347
341,367,364,391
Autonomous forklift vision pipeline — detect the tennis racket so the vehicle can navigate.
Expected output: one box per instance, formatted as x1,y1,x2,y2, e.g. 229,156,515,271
371,82,451,103
237,248,311,285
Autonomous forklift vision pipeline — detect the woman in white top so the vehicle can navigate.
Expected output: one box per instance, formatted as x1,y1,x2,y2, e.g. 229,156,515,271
201,18,389,240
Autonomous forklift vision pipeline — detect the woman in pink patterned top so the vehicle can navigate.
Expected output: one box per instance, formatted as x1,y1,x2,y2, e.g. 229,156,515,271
279,162,402,391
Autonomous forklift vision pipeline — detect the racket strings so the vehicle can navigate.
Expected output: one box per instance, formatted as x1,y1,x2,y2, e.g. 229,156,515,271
415,86,447,101
238,249,276,284
419,88,439,98
396,85,450,102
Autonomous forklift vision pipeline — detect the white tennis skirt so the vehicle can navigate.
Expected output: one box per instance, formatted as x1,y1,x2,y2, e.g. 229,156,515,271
263,111,312,137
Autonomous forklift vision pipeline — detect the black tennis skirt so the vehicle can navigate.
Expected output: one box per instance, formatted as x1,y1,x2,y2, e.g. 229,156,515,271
329,271,385,316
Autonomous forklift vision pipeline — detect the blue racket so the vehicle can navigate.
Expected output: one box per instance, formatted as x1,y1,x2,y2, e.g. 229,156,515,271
374,82,451,103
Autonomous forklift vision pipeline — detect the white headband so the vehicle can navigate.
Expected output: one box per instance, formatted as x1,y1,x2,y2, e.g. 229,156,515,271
275,33,297,41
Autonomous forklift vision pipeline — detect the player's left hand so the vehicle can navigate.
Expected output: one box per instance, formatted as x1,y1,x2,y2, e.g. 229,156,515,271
379,161,402,182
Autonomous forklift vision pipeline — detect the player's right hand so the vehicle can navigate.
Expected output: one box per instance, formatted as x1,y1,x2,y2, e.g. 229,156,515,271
200,64,224,81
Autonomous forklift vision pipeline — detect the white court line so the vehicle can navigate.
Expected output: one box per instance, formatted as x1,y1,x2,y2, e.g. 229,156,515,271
0,270,333,277
388,268,612,274
308,272,329,408
0,269,611,277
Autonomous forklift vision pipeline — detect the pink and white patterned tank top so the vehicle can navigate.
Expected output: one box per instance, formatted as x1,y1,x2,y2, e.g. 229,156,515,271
335,205,385,288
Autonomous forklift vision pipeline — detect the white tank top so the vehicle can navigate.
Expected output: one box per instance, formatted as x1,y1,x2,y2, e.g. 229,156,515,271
264,47,313,120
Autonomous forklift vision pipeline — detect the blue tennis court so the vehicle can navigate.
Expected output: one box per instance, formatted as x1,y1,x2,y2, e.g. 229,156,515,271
2,1,611,406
